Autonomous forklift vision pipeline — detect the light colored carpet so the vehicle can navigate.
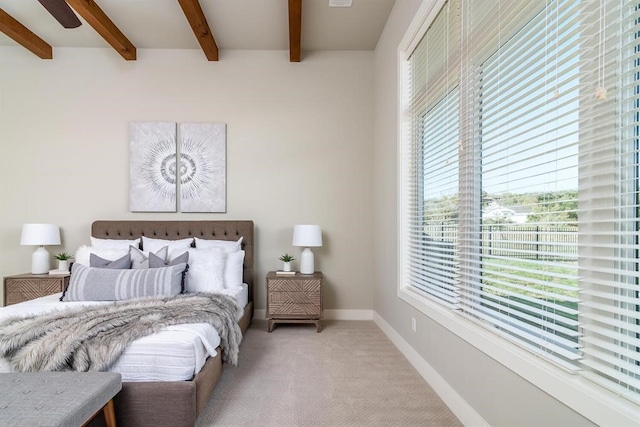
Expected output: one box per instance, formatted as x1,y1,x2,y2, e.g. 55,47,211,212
196,320,463,427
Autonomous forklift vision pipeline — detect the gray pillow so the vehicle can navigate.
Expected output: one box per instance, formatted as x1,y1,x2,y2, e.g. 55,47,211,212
148,251,189,293
149,251,189,268
129,245,169,269
63,262,187,301
89,253,132,269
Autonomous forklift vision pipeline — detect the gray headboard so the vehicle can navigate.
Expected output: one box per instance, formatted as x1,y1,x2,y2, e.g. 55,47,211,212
91,220,254,303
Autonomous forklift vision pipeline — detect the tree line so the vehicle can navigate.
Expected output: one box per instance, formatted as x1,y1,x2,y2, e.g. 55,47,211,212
424,189,579,225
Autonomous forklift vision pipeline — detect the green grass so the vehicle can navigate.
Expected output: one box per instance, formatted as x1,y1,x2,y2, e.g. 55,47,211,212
481,256,579,324
481,257,578,300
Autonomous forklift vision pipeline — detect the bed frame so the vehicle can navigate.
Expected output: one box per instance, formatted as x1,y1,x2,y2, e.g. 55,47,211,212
90,220,254,427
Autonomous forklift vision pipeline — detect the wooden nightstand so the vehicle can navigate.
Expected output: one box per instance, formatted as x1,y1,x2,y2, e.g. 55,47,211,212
266,271,323,332
3,273,69,306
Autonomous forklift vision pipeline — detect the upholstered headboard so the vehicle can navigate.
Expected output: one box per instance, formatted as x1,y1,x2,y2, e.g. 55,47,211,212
91,220,254,303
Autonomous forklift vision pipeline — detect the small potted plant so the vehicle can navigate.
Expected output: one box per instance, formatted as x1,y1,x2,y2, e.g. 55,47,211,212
54,252,73,271
278,253,295,272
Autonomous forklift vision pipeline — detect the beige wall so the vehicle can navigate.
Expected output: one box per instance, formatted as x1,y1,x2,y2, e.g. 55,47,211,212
372,1,595,426
0,47,374,312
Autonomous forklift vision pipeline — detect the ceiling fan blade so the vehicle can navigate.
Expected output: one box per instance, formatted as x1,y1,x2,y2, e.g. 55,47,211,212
38,0,82,29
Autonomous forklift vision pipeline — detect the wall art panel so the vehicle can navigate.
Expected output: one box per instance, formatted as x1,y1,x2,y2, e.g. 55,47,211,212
178,122,227,213
129,122,178,212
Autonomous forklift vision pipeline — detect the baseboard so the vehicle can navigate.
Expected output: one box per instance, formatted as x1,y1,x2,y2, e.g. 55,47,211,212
323,309,373,320
254,309,373,321
373,311,488,427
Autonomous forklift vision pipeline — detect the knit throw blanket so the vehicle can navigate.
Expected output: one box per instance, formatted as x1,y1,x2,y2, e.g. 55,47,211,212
0,293,243,373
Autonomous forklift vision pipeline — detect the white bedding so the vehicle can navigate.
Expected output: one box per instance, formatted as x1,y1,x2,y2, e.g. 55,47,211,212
0,284,248,382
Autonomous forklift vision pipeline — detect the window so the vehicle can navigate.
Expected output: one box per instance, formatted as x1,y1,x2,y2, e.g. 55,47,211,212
400,0,640,407
405,0,460,309
464,0,581,369
410,89,460,307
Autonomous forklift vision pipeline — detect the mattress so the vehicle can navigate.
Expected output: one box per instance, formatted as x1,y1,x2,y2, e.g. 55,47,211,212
0,284,248,382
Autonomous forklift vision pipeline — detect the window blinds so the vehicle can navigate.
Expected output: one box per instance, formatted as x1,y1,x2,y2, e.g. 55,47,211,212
577,0,640,402
402,0,640,403
405,1,461,308
461,0,582,370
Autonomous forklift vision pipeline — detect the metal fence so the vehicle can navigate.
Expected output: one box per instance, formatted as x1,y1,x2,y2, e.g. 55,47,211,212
423,224,578,261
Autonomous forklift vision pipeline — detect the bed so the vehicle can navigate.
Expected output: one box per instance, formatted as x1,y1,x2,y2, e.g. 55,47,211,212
1,220,254,427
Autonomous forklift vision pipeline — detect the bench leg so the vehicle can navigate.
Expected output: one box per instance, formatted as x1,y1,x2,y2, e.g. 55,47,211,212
103,399,117,427
82,399,116,427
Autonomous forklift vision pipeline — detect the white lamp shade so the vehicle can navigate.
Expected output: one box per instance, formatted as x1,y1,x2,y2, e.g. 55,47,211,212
20,224,61,246
292,225,323,247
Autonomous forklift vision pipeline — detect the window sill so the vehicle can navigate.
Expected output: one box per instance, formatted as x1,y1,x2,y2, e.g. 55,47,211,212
397,285,640,426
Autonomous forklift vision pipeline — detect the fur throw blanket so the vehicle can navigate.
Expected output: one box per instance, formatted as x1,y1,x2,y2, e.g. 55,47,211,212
0,293,243,373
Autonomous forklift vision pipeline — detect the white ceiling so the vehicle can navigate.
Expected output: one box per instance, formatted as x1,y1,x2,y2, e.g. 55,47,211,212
0,0,396,55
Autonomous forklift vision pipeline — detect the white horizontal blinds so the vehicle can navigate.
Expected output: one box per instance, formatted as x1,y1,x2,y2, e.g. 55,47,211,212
402,0,640,401
417,90,460,306
406,1,461,308
457,0,582,368
408,1,460,116
579,0,640,403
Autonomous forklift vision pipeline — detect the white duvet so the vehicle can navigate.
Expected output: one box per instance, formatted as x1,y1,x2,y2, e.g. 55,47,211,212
0,285,248,382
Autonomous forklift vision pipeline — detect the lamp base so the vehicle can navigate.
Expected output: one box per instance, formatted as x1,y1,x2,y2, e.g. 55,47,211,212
299,247,315,274
31,246,50,274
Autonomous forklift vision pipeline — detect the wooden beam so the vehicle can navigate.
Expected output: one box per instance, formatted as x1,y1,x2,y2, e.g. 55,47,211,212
0,8,52,59
65,0,136,60
288,0,302,62
177,0,218,61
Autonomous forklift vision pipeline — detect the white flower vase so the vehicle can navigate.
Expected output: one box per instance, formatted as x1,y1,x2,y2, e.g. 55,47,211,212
283,261,291,272
58,260,69,271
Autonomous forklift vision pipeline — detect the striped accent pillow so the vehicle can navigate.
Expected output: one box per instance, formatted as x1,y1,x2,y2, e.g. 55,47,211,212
63,262,187,301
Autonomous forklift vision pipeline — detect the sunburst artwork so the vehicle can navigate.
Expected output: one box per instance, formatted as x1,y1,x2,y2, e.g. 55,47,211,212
129,121,226,213
130,122,178,212
179,122,226,213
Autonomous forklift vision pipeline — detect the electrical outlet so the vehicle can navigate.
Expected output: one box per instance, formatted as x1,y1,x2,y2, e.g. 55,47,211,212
411,317,417,332
329,0,352,7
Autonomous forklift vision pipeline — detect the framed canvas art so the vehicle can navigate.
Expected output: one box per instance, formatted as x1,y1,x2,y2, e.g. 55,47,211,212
129,122,178,212
179,122,227,213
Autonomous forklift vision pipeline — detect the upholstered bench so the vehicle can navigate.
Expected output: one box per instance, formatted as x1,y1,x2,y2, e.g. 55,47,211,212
0,372,121,427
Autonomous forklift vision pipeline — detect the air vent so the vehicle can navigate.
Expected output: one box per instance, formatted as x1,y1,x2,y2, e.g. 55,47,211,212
329,0,353,7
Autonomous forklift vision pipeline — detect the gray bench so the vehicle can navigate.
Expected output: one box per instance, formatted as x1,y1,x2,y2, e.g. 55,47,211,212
0,372,122,427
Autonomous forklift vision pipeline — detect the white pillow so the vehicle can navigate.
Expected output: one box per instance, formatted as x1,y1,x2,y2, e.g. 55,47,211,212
142,236,193,253
90,237,141,250
170,247,225,293
194,236,243,253
74,245,130,267
224,250,245,289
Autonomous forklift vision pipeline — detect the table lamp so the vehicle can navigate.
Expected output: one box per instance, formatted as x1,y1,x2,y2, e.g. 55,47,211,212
20,224,61,274
292,225,323,274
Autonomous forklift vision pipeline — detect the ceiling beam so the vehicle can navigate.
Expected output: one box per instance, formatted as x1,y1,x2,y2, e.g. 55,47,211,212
65,0,136,60
177,0,218,61
288,0,302,62
0,8,52,59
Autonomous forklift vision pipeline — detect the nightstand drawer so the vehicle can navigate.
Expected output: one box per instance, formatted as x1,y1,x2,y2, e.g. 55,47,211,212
4,275,68,306
268,294,322,317
268,277,321,293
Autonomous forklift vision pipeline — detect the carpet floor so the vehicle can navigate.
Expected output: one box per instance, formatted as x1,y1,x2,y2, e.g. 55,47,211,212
195,320,463,427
